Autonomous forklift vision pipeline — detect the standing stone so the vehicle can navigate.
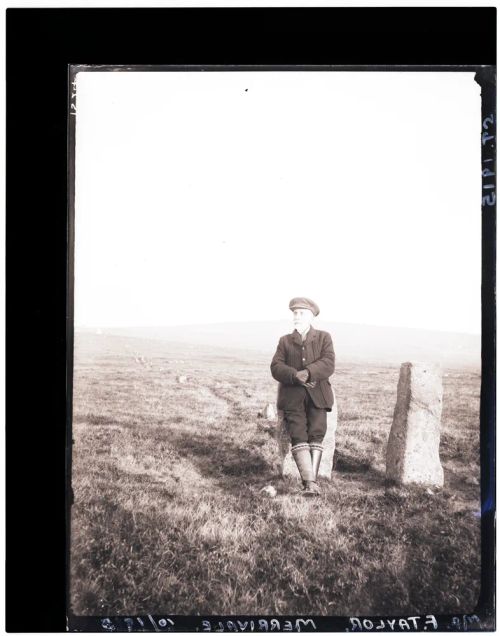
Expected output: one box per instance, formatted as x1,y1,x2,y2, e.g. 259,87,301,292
261,403,277,420
386,362,444,487
275,389,338,479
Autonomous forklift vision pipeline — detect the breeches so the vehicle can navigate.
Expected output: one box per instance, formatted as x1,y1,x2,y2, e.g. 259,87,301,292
284,389,327,446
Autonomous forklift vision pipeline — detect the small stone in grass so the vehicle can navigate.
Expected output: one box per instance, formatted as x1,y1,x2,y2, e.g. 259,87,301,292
260,485,277,498
260,403,276,420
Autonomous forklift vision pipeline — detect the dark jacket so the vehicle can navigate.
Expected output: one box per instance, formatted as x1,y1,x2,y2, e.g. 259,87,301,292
270,327,335,411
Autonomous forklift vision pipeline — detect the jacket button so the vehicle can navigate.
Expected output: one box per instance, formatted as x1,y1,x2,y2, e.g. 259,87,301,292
302,358,306,362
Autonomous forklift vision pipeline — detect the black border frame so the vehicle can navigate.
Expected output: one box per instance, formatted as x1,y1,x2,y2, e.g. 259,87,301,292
6,8,496,633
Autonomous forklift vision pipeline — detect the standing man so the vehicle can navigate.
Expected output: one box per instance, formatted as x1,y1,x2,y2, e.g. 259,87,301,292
271,298,335,496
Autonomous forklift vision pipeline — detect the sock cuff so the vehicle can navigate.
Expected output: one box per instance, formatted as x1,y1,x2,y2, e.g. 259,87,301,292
309,443,324,451
291,442,310,454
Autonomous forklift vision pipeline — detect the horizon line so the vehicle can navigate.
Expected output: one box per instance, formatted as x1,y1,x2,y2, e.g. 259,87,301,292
74,319,481,338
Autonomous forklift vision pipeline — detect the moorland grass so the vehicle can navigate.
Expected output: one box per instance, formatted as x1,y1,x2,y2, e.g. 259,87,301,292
70,334,481,616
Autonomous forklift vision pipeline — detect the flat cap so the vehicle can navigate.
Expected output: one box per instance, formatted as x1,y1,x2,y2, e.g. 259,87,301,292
289,297,320,317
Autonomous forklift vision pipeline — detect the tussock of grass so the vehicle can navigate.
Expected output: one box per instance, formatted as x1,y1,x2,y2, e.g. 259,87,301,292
70,334,481,616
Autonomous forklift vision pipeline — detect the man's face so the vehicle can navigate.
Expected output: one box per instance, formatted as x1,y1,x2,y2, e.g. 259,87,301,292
292,308,314,333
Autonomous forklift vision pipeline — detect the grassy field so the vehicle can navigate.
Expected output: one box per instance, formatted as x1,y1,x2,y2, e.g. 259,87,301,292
70,333,481,617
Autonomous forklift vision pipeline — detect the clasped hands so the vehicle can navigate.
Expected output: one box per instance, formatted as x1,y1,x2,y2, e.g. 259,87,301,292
295,369,316,388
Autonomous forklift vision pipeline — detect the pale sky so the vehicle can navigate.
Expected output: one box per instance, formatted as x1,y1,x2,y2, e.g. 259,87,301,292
74,71,481,334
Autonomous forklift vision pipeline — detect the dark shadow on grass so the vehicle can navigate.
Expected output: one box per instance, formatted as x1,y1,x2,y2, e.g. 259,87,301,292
168,429,274,493
333,450,387,489
334,450,372,473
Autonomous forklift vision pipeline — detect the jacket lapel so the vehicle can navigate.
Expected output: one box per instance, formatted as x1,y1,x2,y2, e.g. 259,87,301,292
307,326,318,343
291,326,318,346
291,330,302,346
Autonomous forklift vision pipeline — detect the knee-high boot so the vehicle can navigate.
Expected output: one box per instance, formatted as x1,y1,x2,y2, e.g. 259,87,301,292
291,443,320,496
310,442,324,485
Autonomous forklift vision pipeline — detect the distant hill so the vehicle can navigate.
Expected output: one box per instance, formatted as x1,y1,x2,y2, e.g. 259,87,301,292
76,321,481,369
